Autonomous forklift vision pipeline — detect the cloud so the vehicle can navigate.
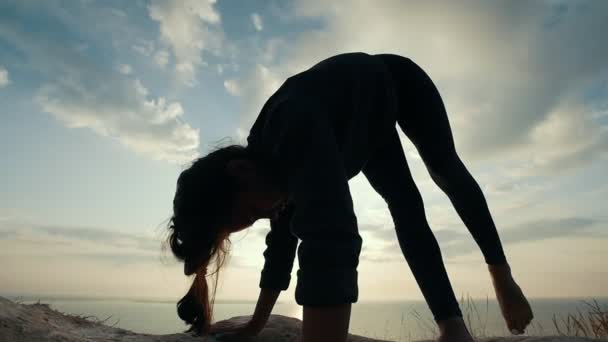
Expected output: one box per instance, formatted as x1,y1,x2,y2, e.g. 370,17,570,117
0,217,187,299
232,63,285,133
440,216,604,259
118,63,132,75
37,77,199,164
361,216,605,262
0,219,162,261
515,100,608,176
154,49,170,67
0,65,10,87
251,13,263,31
233,1,608,176
223,79,241,96
360,254,401,263
502,217,603,243
131,40,170,68
220,1,608,281
0,214,263,298
132,40,156,56
0,2,200,164
148,0,222,86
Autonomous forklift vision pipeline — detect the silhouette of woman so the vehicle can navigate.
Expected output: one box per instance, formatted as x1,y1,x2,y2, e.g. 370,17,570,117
167,52,533,342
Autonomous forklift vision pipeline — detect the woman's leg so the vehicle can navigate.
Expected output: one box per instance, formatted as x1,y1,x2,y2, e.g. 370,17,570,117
362,129,464,318
377,53,533,333
362,128,473,342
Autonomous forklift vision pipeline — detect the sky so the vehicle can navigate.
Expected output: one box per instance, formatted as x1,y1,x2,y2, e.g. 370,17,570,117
0,0,607,303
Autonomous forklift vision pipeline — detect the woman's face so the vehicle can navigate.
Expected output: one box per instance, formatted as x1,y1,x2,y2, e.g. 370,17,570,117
224,157,287,233
227,192,267,233
227,187,284,233
227,179,283,232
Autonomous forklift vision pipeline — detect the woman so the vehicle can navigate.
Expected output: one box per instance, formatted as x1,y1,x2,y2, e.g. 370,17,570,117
166,52,533,342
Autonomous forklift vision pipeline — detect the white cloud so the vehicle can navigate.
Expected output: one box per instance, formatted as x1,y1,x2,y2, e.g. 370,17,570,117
148,0,222,86
235,127,248,145
154,49,169,67
0,221,161,258
0,66,10,87
37,77,199,164
235,1,608,175
226,5,608,299
118,63,132,75
0,3,201,164
132,41,170,69
0,218,179,299
2,0,607,301
223,79,241,96
251,12,263,31
132,40,155,56
517,101,608,176
0,216,263,299
231,63,285,138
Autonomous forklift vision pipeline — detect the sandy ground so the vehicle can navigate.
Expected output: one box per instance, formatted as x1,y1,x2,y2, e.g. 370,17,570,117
0,296,602,342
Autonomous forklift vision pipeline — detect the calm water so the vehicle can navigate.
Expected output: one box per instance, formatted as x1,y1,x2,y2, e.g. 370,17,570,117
4,295,607,341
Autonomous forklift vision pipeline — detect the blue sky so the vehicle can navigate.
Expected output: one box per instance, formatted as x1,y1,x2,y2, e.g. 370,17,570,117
0,0,607,302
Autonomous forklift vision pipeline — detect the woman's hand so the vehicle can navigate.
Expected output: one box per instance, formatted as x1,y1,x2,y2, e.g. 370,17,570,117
209,316,265,341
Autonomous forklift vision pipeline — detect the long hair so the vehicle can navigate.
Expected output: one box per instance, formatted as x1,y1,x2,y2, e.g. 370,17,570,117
165,143,250,336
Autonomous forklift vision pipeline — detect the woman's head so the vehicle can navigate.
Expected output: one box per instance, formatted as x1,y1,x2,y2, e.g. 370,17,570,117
165,143,287,335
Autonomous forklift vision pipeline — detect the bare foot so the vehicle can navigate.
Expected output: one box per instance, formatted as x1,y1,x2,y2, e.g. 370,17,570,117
488,263,534,334
437,317,475,342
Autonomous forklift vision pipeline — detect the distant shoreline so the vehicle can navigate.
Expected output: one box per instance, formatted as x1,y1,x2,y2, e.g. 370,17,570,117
3,293,607,305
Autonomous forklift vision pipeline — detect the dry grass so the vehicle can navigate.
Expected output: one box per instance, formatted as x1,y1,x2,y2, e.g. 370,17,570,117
552,299,608,339
460,294,490,338
10,295,121,328
409,295,491,340
381,295,608,342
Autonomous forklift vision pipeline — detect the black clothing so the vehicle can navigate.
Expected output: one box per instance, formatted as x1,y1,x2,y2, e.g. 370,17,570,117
247,52,399,182
246,52,508,318
247,52,398,306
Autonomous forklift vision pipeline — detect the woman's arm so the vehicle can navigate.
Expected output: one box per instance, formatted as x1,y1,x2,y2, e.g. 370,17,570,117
259,202,298,290
249,290,353,342
277,106,361,342
303,304,351,342
249,288,281,330
252,203,297,332
209,288,280,337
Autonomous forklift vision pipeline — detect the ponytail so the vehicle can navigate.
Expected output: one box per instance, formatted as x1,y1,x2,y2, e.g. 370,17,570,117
177,266,213,335
166,143,248,336
171,230,231,336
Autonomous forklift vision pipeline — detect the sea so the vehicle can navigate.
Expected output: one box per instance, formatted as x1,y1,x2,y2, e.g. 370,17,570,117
3,295,606,341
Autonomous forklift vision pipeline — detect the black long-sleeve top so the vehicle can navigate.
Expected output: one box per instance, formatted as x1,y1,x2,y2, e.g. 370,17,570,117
246,52,398,306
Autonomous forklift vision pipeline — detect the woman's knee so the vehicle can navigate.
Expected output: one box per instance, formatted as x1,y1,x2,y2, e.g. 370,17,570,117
426,153,466,187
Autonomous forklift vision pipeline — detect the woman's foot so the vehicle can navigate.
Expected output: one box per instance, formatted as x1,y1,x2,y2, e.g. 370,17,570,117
437,317,475,342
488,263,534,334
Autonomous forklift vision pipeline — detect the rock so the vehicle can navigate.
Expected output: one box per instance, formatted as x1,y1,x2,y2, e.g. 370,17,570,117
0,296,602,342
0,296,388,341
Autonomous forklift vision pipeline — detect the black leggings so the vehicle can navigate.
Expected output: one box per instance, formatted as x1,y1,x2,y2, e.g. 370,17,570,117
366,54,508,321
